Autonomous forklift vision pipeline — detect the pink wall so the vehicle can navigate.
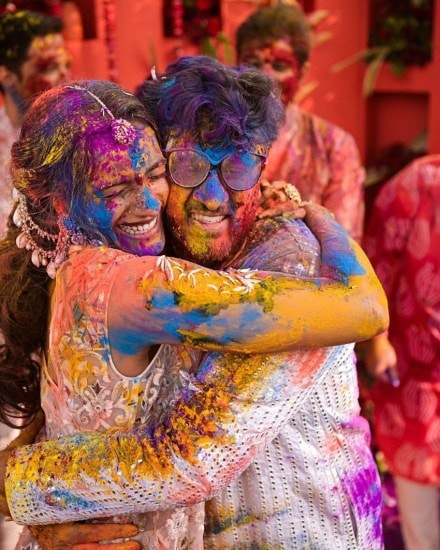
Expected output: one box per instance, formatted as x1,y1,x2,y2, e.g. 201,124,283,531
70,0,439,162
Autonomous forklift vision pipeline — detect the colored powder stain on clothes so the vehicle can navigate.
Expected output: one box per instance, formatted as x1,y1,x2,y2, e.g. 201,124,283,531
110,325,152,355
45,489,102,512
321,218,366,283
207,507,291,535
341,462,383,543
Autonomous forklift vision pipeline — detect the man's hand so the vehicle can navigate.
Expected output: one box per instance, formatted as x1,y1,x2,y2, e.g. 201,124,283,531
30,522,141,550
360,333,399,387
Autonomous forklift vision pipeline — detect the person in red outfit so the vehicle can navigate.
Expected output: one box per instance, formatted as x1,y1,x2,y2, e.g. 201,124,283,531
236,3,365,242
362,155,440,550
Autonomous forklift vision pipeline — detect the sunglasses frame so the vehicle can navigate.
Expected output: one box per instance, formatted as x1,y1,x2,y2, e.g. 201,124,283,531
164,148,266,192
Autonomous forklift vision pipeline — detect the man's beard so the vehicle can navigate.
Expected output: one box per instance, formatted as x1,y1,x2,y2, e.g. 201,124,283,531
164,224,248,269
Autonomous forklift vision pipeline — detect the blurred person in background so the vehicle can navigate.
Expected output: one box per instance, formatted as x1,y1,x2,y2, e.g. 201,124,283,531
236,3,365,242
0,6,71,229
0,6,70,547
362,155,440,550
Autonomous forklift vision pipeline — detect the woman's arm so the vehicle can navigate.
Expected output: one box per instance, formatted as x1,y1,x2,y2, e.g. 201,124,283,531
108,205,388,355
3,340,351,525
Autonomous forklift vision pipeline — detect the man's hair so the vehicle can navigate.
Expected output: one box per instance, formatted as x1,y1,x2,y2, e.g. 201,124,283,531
236,4,311,68
136,55,285,151
0,9,63,73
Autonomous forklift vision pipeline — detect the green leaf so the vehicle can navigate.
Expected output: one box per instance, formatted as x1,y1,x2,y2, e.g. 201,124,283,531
390,60,406,76
331,46,389,73
200,37,218,59
363,47,391,97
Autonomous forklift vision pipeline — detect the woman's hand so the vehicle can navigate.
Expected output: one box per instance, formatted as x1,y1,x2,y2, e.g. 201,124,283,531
30,523,141,550
258,180,306,219
0,410,45,516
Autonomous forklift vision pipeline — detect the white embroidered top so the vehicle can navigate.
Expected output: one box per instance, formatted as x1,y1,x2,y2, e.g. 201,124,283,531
17,247,206,549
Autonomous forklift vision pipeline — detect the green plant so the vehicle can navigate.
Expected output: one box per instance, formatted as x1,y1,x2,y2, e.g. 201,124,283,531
332,0,433,97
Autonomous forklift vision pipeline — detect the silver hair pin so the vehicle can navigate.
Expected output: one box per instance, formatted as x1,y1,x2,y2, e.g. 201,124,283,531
65,84,137,146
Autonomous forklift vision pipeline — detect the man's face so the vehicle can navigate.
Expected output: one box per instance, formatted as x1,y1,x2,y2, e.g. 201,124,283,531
239,37,301,106
19,33,71,101
164,136,263,267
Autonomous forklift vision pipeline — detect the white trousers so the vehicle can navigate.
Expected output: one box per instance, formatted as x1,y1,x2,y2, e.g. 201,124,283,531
394,475,440,550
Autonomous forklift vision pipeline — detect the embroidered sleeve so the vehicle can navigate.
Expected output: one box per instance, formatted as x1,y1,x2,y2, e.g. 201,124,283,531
6,335,349,525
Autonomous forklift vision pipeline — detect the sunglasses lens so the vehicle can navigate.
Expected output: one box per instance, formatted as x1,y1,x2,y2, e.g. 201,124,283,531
221,153,264,191
167,150,210,188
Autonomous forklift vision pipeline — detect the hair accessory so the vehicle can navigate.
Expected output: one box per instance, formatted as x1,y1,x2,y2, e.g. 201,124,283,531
13,189,71,279
65,85,137,146
150,66,158,81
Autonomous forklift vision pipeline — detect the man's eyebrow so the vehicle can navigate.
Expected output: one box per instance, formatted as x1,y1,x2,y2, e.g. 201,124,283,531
145,159,166,174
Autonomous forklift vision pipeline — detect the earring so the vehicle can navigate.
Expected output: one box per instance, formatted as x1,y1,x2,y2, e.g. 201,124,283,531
12,189,70,279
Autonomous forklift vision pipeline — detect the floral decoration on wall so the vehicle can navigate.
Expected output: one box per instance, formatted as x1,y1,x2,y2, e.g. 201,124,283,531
163,0,221,45
333,0,433,96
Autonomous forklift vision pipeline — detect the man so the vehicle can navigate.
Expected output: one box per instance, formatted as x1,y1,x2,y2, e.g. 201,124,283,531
0,7,71,231
141,55,383,549
0,58,386,549
236,3,365,242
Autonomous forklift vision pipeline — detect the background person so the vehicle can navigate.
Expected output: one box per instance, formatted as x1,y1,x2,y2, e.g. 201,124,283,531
236,3,365,242
0,7,71,230
362,155,440,550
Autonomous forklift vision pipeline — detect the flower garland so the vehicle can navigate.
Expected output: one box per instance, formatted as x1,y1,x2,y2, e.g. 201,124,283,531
102,0,118,83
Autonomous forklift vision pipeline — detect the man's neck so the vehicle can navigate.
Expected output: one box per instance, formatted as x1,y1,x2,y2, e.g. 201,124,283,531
2,90,26,128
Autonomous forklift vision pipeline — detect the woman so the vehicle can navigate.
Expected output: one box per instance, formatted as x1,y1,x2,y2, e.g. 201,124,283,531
0,80,387,549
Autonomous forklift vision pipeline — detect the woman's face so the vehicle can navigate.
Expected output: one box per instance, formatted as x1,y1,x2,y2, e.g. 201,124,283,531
86,125,169,256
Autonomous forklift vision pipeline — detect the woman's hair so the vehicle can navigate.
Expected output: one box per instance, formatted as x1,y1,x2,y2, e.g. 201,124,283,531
236,5,311,69
136,55,285,150
0,79,154,427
